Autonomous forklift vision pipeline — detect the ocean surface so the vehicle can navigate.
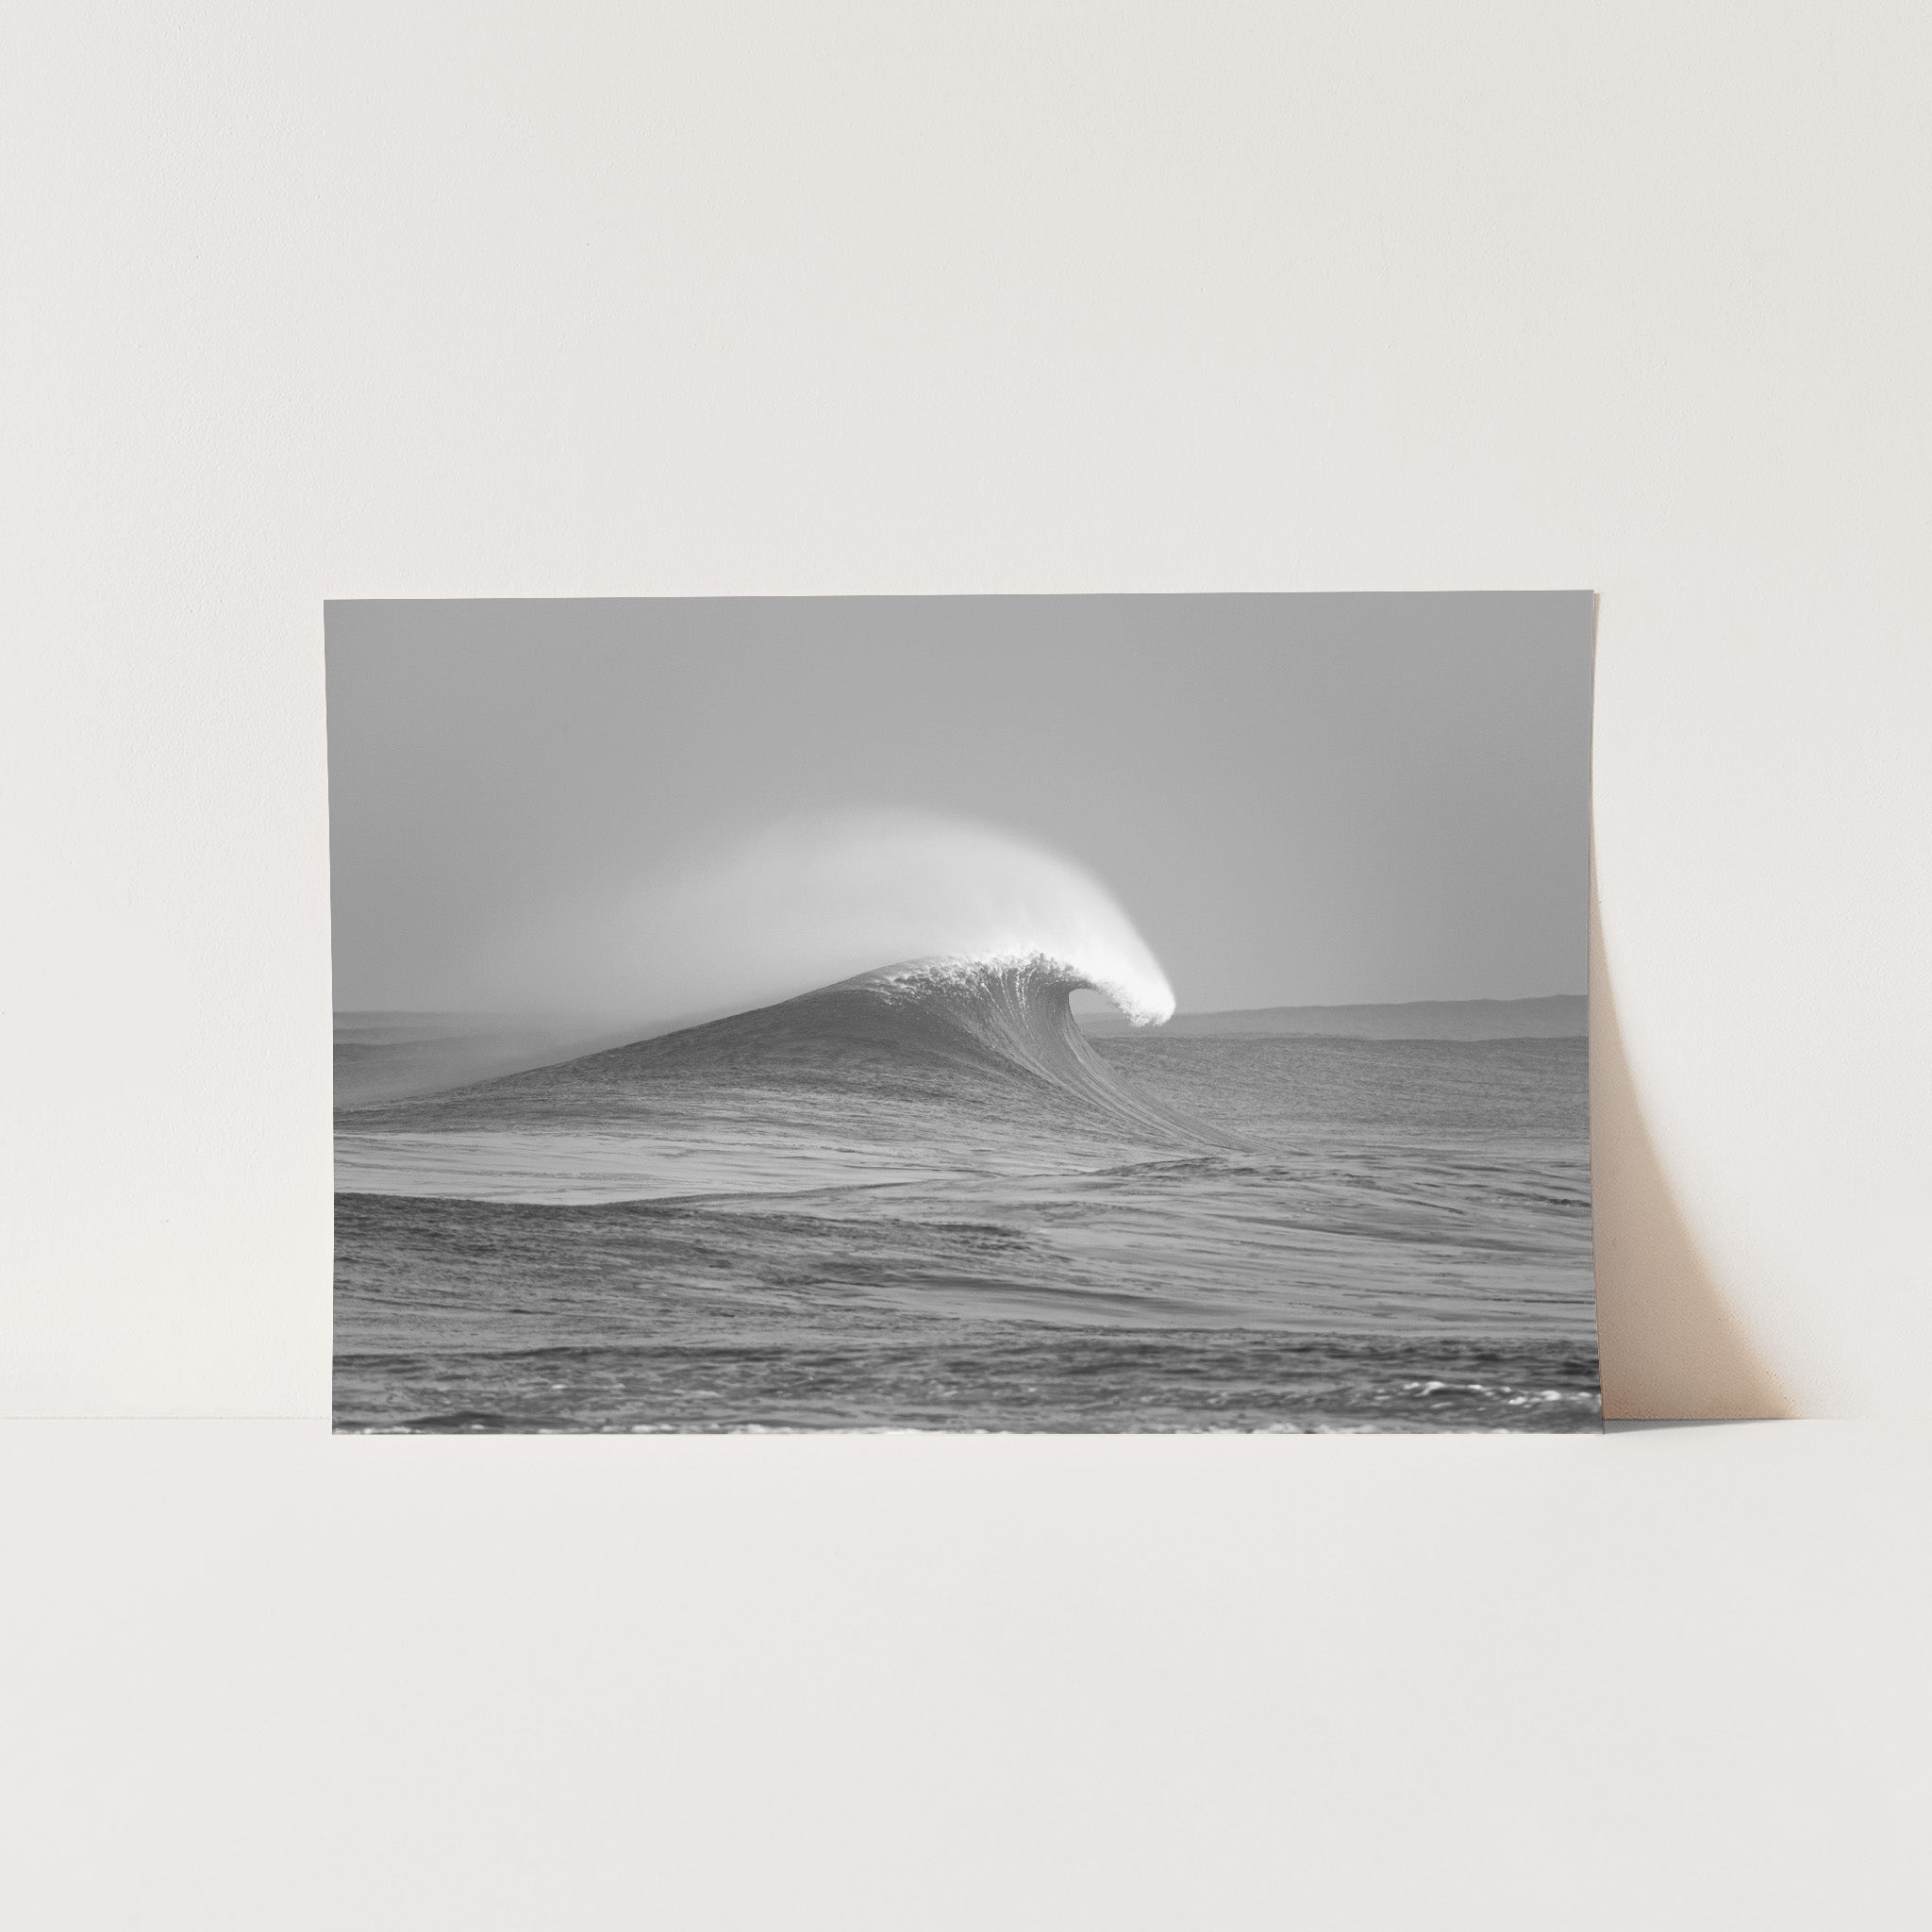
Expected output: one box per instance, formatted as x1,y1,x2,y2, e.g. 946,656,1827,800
334,960,1598,1432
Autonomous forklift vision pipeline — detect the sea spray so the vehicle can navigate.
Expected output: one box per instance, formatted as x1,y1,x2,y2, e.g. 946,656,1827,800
482,809,1179,1033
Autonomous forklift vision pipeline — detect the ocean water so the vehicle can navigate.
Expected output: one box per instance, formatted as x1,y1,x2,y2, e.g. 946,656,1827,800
334,961,1598,1432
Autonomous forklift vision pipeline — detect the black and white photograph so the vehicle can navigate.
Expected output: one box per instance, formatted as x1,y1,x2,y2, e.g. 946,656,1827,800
21,2,1932,1918
330,593,1597,1432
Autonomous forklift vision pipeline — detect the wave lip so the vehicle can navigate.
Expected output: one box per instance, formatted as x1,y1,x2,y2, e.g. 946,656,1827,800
858,951,1186,1122
871,947,1174,1029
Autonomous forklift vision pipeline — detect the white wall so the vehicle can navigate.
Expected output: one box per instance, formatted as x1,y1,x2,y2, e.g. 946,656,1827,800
8,3,1925,1420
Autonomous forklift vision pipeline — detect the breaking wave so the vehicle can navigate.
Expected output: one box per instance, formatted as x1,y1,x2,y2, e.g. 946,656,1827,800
605,950,1221,1144
348,949,1231,1160
337,813,1215,1184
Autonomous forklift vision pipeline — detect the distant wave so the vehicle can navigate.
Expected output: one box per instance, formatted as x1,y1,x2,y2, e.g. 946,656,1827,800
472,811,1178,1032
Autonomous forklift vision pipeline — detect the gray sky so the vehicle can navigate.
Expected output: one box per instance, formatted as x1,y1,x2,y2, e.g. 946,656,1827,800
326,593,1592,1015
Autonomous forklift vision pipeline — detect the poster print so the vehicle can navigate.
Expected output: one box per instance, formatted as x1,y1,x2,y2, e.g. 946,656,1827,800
330,594,1597,1432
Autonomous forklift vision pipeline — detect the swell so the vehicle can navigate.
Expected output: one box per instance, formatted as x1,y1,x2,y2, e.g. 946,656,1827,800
351,953,1235,1153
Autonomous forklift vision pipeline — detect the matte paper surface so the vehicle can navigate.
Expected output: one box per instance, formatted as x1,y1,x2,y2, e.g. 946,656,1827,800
329,594,1598,1431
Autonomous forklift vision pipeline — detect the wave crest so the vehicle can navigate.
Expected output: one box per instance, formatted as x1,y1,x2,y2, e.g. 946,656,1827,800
869,945,1171,1027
